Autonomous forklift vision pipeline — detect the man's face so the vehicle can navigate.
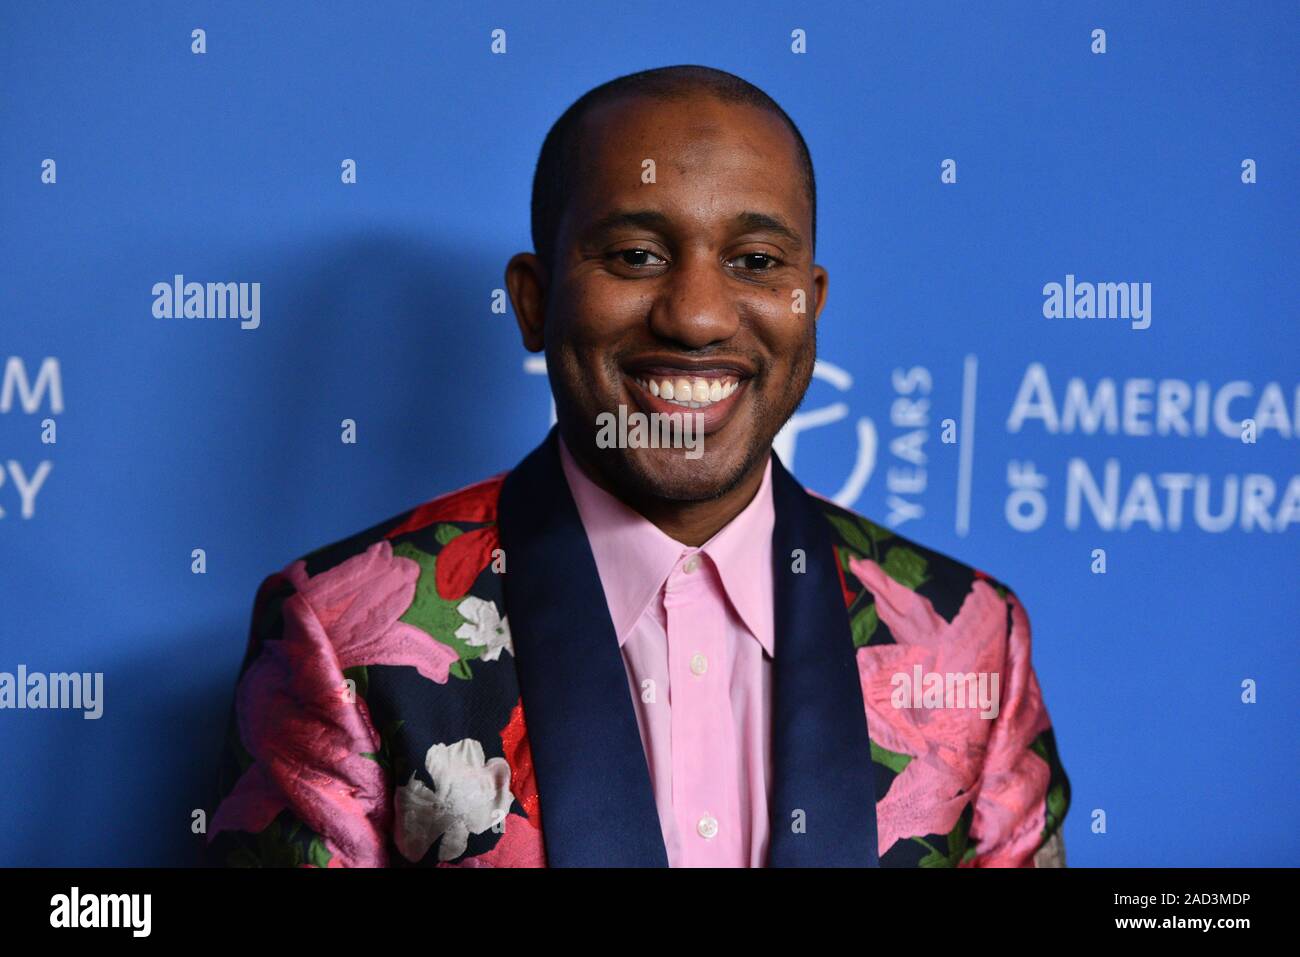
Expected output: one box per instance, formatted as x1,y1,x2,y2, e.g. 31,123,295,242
540,92,825,503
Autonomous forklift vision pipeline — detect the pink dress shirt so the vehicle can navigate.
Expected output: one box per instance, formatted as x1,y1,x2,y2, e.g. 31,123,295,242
557,437,775,867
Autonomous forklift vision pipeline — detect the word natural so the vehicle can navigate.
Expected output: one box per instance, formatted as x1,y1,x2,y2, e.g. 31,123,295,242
596,405,705,460
151,274,260,329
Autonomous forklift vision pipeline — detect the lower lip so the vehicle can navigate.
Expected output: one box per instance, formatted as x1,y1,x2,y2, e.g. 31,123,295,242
623,375,749,434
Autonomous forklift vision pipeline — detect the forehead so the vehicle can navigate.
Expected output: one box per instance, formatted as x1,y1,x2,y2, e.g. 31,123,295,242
565,92,809,237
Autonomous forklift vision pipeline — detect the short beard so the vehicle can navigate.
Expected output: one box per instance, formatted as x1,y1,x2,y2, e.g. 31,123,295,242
602,437,768,505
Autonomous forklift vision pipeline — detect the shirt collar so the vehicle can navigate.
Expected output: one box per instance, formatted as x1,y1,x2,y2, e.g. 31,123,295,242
557,436,776,657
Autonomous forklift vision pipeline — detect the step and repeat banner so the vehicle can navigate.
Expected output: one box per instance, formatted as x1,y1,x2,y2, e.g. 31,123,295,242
1,2,1295,866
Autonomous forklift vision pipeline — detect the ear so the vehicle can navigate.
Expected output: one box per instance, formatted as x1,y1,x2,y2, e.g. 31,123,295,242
506,253,548,352
810,264,829,323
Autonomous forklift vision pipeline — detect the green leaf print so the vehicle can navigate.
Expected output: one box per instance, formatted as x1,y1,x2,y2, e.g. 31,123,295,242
913,810,972,867
946,806,972,865
433,523,463,545
913,837,951,867
858,516,893,547
881,546,929,591
870,738,913,775
392,541,476,675
307,836,333,868
850,603,879,648
827,515,876,558
1046,781,1068,831
836,544,862,574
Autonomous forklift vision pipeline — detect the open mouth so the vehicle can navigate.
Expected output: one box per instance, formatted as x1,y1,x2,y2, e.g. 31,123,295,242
629,374,740,409
620,364,753,434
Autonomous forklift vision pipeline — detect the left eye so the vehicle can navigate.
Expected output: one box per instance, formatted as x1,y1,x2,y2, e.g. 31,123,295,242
730,253,781,271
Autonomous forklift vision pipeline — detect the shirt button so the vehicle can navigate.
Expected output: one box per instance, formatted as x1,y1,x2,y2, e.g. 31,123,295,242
697,814,719,840
689,652,708,676
682,555,700,574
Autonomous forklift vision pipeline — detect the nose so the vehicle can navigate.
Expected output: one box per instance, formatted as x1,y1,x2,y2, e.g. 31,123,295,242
647,249,741,349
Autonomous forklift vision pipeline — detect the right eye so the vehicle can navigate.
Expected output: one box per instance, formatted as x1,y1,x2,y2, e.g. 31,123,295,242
610,247,668,268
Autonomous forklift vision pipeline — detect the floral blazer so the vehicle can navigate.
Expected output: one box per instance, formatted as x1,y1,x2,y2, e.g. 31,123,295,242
205,428,1070,868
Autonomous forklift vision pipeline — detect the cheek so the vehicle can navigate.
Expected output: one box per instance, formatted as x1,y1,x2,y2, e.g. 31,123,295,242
751,277,805,320
546,336,617,413
556,287,642,358
572,276,647,324
755,296,816,367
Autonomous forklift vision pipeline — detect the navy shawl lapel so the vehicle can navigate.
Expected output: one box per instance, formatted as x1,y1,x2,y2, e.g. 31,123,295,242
497,429,878,867
497,429,669,866
766,453,880,867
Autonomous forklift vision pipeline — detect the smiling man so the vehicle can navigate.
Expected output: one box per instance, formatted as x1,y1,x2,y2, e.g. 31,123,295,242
206,65,1070,868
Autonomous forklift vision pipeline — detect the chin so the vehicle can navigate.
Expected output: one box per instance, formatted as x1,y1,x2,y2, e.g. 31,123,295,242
617,445,754,503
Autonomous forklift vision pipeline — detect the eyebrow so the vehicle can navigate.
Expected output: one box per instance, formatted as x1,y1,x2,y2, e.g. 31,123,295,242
582,208,805,253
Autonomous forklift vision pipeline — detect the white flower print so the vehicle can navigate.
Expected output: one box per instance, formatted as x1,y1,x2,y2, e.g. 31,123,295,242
455,596,513,661
393,738,514,862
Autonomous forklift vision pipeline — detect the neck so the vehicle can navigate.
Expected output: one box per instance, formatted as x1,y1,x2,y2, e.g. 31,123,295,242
626,460,768,547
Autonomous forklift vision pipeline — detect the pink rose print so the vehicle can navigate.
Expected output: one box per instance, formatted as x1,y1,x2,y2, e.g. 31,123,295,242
847,556,1051,862
211,540,459,866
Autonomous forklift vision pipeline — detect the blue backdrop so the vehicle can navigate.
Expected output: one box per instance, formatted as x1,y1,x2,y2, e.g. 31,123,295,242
1,1,1295,866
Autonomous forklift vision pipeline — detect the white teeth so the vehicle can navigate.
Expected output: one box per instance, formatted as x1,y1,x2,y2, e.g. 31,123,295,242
633,375,741,408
